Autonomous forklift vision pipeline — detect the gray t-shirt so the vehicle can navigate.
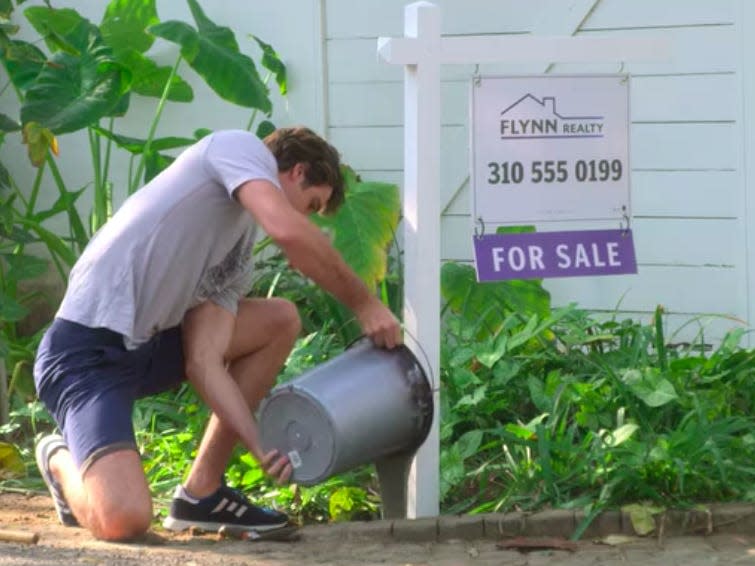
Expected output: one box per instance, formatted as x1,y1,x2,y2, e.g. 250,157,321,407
57,130,280,347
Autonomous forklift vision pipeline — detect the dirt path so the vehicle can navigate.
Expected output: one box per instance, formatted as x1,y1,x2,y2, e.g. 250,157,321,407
2,492,755,565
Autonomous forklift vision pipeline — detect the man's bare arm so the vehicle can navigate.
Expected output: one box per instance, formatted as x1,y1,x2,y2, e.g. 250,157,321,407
236,180,401,347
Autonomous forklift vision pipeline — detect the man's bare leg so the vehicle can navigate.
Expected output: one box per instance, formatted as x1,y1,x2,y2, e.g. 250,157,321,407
48,448,152,541
182,297,300,498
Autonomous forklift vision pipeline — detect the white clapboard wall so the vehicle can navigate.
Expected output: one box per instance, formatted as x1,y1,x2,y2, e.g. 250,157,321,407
1,0,750,343
324,0,747,343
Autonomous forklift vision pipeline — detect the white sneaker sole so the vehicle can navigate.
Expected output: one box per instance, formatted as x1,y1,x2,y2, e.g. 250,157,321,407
162,516,288,533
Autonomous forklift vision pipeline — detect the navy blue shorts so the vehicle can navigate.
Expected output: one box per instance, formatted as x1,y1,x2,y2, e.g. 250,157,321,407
34,318,186,473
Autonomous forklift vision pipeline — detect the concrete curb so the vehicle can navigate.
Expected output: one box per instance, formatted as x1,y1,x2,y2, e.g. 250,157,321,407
299,503,755,543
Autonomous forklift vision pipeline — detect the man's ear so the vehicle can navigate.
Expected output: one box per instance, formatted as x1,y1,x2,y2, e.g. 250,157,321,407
292,162,307,182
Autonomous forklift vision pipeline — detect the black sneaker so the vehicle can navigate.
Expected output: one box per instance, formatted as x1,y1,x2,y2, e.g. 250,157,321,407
34,434,79,527
162,484,289,532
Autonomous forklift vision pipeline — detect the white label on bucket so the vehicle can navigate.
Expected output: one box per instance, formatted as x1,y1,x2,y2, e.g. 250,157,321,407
288,450,302,469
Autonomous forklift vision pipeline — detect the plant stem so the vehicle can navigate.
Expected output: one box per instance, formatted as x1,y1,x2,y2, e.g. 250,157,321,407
24,165,46,217
102,117,114,218
89,127,103,233
245,108,259,132
130,54,182,195
46,154,88,253
245,72,270,131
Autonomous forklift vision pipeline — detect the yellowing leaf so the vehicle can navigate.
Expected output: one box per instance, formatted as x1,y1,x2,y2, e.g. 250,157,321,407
22,121,56,166
0,442,25,479
621,503,665,536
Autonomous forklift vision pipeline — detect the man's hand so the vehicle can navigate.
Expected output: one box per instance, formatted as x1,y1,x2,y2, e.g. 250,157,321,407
259,449,293,484
355,297,402,349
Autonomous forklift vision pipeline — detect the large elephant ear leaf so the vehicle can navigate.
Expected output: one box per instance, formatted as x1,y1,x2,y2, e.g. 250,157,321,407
314,166,400,288
0,0,19,39
101,0,192,102
24,6,94,54
21,37,130,135
100,0,158,55
0,0,13,19
118,48,193,102
149,0,270,112
441,262,551,337
1,40,44,92
252,35,286,95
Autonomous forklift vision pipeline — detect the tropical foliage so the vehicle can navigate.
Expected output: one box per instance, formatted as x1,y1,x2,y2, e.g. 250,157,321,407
0,0,283,423
2,0,755,538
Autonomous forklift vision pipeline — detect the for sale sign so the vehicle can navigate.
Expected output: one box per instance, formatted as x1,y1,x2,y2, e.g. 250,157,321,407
470,75,630,224
473,229,637,282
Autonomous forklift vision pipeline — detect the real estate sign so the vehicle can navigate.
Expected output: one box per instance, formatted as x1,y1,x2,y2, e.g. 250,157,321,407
470,75,636,281
470,75,630,225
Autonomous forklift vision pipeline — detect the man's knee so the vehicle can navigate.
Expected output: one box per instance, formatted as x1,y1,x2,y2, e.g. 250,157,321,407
89,499,153,541
268,297,301,339
82,449,153,541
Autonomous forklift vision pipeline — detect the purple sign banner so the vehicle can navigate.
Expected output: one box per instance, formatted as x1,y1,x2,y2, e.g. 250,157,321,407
473,229,637,281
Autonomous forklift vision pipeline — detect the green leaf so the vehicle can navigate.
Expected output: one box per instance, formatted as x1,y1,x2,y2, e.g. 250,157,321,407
17,219,77,266
441,262,551,338
100,0,158,56
527,376,551,412
32,185,86,223
0,17,17,37
314,166,400,288
0,160,10,191
144,150,175,183
0,442,25,479
149,0,271,112
0,290,27,321
457,385,487,407
601,423,639,448
99,0,192,103
448,345,475,368
328,486,367,522
440,444,465,499
456,430,483,459
3,253,47,281
255,119,275,140
92,126,195,154
0,0,13,19
474,333,507,368
622,368,679,408
21,37,130,134
252,35,286,95
24,6,93,54
116,49,193,101
1,40,45,92
0,112,20,132
504,423,536,440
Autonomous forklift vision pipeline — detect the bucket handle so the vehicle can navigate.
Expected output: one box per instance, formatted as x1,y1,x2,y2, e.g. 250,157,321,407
348,328,438,392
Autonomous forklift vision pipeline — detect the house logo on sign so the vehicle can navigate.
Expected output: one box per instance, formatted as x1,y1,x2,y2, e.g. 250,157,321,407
500,94,605,139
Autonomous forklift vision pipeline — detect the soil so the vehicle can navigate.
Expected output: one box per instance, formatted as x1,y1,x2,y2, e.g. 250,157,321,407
1,492,754,565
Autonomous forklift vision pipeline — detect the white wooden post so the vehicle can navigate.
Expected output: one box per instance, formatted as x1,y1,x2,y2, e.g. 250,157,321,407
399,2,442,519
377,1,671,518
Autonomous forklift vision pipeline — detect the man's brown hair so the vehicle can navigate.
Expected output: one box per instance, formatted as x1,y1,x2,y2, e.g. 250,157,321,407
264,127,345,214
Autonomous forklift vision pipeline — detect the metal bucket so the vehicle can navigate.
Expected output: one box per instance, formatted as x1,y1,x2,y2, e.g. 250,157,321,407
258,338,433,485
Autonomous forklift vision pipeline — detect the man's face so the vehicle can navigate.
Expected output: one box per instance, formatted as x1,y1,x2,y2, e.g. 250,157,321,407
294,182,333,215
281,163,333,215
